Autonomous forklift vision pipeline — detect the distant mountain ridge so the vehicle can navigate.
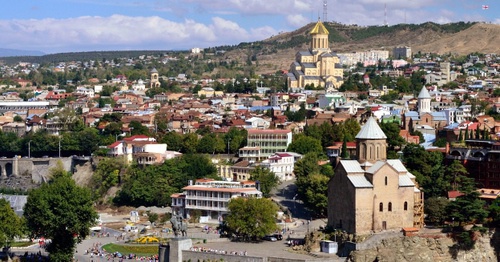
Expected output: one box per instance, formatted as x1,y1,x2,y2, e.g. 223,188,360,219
0,48,45,57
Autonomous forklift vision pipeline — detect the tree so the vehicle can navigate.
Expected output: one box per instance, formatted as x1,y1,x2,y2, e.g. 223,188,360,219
181,133,199,154
0,198,23,249
92,157,125,197
380,121,405,153
129,120,150,136
24,174,98,261
445,160,468,191
488,197,500,227
446,176,487,226
147,212,159,225
296,173,330,217
13,115,23,122
225,198,279,241
403,144,448,198
424,197,449,224
250,166,279,198
340,136,350,159
287,134,323,155
294,152,332,216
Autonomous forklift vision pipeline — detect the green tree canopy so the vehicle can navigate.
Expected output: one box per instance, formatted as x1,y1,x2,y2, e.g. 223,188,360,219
294,152,333,216
403,144,448,198
225,198,279,241
287,134,323,155
380,121,406,153
23,174,98,261
92,157,126,197
0,198,23,248
446,176,487,226
250,166,279,198
424,197,449,224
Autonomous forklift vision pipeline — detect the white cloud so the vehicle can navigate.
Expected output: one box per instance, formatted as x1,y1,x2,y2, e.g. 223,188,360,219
287,14,309,28
0,15,270,53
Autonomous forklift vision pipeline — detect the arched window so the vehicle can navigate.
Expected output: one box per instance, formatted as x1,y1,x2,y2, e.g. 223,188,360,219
385,176,388,186
404,201,408,211
388,202,392,212
379,202,383,212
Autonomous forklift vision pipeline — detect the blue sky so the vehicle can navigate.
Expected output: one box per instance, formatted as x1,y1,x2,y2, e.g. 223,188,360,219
0,0,498,54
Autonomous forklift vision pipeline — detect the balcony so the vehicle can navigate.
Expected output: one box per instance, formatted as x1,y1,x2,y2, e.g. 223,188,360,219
185,196,231,202
185,204,228,212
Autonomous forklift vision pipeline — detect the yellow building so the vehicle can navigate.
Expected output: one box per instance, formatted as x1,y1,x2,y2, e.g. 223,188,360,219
286,20,344,91
327,117,423,234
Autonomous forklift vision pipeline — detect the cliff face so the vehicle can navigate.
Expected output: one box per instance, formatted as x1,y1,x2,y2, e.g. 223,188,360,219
348,235,498,262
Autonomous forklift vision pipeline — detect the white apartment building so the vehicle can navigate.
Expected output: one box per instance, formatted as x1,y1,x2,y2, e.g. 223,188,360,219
260,152,303,181
171,179,262,223
337,50,389,66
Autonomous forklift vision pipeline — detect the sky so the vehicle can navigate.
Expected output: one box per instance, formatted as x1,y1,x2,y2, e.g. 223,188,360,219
0,0,498,54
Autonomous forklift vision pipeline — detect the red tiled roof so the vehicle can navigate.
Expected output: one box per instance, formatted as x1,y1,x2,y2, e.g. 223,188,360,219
107,141,121,148
447,190,464,199
123,135,150,141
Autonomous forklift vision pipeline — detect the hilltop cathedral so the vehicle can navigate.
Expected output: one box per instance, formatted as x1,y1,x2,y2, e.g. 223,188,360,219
327,117,424,234
285,19,344,92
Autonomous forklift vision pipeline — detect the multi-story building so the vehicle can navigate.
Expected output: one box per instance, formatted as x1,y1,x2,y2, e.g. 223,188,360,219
337,50,389,66
447,140,500,189
392,46,411,59
171,179,262,223
260,152,303,181
243,129,292,158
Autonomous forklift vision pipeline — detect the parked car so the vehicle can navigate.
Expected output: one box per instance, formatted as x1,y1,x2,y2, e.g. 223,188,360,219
272,234,283,240
263,235,277,242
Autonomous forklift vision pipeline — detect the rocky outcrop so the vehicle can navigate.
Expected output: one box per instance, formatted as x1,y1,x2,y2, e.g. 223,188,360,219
348,235,497,262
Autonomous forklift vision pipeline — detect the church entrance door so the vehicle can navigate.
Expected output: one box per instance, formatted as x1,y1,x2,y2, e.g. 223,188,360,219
382,221,387,230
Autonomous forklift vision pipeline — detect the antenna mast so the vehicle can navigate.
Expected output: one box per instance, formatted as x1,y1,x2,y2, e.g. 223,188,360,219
384,3,388,26
323,0,328,22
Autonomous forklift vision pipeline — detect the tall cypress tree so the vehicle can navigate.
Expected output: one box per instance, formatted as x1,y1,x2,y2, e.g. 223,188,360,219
464,126,469,141
341,137,350,159
458,129,463,142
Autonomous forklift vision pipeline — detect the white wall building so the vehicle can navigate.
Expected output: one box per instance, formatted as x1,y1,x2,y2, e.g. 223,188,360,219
171,179,262,222
260,152,303,181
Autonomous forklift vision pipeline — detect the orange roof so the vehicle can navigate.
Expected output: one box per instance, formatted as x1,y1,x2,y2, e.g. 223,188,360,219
448,190,464,199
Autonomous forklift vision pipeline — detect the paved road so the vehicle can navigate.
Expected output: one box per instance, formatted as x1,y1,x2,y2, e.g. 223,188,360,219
271,179,319,221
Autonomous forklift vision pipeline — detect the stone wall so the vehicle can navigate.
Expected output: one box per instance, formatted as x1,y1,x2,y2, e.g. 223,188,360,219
183,251,265,262
18,157,72,183
348,235,498,262
0,157,73,190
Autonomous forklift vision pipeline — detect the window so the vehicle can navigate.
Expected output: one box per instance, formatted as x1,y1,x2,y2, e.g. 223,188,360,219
379,202,383,212
388,202,392,212
404,201,408,211
385,176,388,186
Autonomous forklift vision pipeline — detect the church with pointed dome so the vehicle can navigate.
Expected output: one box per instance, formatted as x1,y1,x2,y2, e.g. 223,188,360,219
403,86,449,133
327,117,423,234
285,19,344,92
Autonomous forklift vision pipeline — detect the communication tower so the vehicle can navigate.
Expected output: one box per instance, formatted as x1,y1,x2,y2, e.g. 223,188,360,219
323,0,328,22
384,3,388,26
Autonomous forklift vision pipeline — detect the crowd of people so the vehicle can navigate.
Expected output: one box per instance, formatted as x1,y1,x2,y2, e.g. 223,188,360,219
189,246,247,256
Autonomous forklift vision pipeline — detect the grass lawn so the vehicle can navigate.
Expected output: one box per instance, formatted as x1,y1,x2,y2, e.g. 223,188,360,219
10,242,35,247
102,243,159,257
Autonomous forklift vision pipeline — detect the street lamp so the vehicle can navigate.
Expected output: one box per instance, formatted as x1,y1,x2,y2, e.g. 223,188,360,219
58,136,61,158
28,140,32,158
